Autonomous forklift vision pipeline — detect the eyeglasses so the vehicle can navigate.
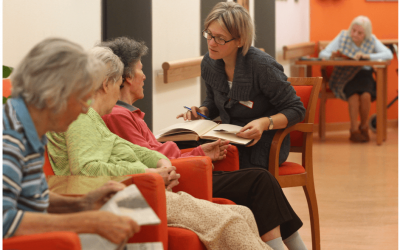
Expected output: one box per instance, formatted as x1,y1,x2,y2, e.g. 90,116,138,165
202,30,235,45
80,98,95,112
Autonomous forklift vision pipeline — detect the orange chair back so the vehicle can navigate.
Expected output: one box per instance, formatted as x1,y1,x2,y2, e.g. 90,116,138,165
290,85,313,148
43,147,55,176
3,78,12,98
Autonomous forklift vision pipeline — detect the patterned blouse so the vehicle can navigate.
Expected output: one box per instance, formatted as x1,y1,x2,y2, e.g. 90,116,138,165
46,108,169,176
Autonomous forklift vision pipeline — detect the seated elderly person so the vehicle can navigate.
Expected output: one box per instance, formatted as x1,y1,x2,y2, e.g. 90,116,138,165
3,38,139,244
46,46,274,250
318,15,393,142
100,37,307,250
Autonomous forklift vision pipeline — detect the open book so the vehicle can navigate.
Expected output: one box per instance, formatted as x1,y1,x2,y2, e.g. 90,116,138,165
155,120,253,145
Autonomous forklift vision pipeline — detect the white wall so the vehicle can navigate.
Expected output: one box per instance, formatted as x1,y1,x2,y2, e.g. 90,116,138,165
3,0,310,132
275,0,310,76
3,0,101,68
152,0,201,133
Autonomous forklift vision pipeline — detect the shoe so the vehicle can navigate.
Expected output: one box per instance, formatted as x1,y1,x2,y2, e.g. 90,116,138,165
349,130,368,143
359,125,370,142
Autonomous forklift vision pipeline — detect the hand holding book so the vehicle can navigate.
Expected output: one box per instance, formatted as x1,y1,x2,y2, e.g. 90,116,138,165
236,117,270,147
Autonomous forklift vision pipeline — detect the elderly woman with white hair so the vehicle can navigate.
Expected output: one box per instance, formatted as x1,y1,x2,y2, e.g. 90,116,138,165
319,15,393,142
3,38,140,243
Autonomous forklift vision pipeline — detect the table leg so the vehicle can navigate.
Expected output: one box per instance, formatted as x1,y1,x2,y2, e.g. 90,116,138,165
383,67,388,141
298,66,307,77
375,67,385,145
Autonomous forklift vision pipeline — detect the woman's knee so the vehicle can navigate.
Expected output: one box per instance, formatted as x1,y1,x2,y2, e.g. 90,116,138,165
360,92,371,102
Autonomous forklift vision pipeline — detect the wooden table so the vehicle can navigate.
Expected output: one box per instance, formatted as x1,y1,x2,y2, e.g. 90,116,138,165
46,175,132,195
295,59,390,145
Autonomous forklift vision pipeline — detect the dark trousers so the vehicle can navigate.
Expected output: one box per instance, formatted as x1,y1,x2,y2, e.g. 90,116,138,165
212,168,303,240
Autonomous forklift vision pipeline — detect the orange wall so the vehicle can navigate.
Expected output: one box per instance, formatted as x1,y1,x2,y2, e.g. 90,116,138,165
310,0,398,123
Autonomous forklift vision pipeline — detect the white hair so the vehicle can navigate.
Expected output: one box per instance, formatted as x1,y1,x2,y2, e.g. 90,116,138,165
11,38,106,114
88,47,123,88
348,15,372,40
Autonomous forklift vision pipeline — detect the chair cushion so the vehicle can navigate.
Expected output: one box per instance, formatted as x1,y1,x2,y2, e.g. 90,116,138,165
168,227,206,250
279,162,306,175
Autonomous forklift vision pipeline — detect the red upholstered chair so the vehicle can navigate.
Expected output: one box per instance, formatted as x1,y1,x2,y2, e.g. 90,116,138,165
46,147,233,250
3,78,12,99
269,77,322,250
180,144,239,172
3,232,81,250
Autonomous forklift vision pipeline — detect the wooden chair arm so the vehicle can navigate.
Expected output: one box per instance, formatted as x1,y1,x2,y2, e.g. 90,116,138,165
268,123,313,176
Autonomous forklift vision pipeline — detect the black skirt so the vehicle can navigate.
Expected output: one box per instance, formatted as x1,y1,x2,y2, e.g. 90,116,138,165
343,69,376,101
212,168,303,240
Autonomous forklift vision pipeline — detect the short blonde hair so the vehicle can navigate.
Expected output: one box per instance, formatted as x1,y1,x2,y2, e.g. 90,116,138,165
11,38,106,114
348,15,372,40
204,1,254,56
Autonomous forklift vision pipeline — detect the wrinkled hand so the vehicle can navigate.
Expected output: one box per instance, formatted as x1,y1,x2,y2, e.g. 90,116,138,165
354,51,370,60
90,210,140,244
330,50,342,59
201,139,230,161
146,164,181,191
176,106,206,121
236,118,269,147
82,181,126,211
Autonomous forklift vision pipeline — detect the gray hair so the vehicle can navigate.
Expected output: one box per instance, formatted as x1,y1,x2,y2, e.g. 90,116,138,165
11,38,106,114
204,1,255,56
348,15,372,40
99,37,148,80
88,47,123,87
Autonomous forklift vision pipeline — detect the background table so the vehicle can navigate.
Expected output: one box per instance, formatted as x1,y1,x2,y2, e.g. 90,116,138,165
295,59,390,145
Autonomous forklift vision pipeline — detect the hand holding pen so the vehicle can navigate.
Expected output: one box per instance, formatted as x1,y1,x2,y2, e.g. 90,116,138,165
176,106,211,121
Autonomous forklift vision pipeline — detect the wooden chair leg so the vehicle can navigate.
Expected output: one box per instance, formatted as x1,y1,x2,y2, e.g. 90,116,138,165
303,182,321,250
319,96,326,141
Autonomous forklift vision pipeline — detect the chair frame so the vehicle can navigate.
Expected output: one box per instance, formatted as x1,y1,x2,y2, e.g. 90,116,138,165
317,41,336,140
268,77,322,250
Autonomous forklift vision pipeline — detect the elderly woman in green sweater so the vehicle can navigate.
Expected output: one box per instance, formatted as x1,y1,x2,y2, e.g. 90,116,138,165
46,46,275,250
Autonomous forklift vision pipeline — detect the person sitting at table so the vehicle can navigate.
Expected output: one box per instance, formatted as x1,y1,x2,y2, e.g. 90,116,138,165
3,38,140,243
46,46,278,250
318,15,393,142
100,36,307,250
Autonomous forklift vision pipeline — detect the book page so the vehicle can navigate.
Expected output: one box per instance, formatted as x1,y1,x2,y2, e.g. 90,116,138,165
126,242,164,250
155,120,218,139
201,124,252,145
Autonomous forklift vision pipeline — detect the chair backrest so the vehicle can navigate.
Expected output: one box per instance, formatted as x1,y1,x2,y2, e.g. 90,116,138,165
287,77,322,148
43,147,56,176
3,78,12,98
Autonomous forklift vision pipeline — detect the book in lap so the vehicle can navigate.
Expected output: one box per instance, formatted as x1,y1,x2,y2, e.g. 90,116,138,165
155,120,252,145
79,184,161,250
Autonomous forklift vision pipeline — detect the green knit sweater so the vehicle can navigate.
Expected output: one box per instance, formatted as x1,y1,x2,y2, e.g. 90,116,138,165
46,108,169,176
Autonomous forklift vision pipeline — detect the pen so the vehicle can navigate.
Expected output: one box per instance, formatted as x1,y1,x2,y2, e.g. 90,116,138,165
184,106,211,120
